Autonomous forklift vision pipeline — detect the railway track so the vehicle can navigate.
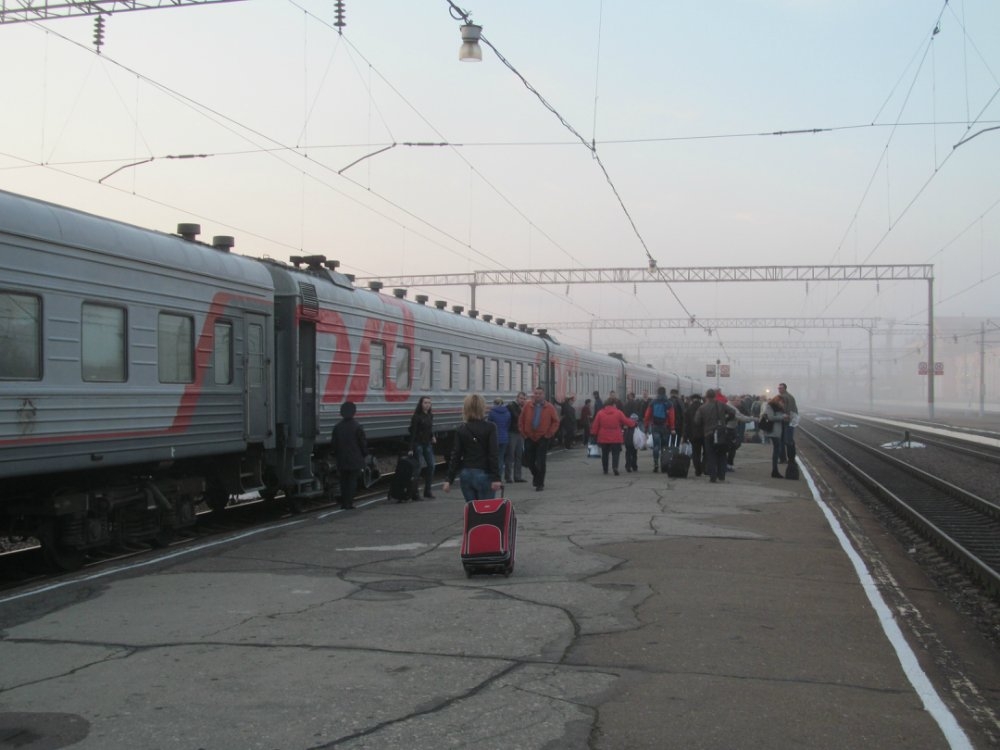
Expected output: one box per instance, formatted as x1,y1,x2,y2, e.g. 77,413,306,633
801,414,1000,601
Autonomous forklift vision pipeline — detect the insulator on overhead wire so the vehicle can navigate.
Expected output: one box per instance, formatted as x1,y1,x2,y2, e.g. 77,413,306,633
334,0,346,34
93,15,106,54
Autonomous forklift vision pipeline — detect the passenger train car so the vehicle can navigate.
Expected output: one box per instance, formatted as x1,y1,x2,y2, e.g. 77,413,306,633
0,190,700,568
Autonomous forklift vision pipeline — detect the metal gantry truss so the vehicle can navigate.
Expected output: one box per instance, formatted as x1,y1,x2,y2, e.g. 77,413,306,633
0,0,247,24
548,317,879,334
355,264,933,296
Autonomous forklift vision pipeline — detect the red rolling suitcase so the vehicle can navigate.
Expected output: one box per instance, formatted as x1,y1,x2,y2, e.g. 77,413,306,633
461,498,516,577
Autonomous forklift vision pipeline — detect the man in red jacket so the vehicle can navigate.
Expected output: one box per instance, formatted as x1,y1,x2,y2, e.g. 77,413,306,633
518,386,560,491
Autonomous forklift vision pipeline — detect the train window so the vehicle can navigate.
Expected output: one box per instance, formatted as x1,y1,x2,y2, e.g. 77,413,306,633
157,313,193,384
370,342,385,389
457,354,469,391
441,352,452,390
474,357,484,392
213,322,233,385
0,292,41,380
393,345,411,390
502,361,511,392
82,303,126,382
487,358,498,392
419,349,432,390
514,362,523,392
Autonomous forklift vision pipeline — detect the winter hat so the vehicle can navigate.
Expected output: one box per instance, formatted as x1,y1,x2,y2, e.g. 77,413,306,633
340,401,357,418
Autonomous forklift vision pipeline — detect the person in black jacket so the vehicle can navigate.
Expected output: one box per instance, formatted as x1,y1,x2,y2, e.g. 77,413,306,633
504,392,526,484
331,401,367,509
409,395,436,498
443,394,502,502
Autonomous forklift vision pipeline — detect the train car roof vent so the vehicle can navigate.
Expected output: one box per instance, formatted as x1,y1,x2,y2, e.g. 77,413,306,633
302,254,326,269
434,300,448,309
368,281,383,292
507,321,517,329
415,295,429,305
468,309,479,318
517,324,528,332
324,259,340,270
526,326,535,334
481,313,492,322
536,327,548,337
452,305,464,314
393,288,407,299
345,273,356,282
495,317,505,326
609,352,626,361
177,223,201,241
212,235,235,252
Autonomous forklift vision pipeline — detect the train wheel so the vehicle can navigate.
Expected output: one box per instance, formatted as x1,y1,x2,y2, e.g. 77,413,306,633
39,521,84,572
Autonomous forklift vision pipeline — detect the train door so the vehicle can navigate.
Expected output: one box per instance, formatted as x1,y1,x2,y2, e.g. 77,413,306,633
299,322,317,439
245,314,269,440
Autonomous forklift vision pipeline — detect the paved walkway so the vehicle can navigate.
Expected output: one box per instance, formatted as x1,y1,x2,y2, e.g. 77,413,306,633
0,444,977,749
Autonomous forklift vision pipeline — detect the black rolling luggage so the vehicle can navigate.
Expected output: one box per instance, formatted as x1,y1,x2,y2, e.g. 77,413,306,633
664,434,691,478
387,455,421,502
659,433,680,473
461,498,516,577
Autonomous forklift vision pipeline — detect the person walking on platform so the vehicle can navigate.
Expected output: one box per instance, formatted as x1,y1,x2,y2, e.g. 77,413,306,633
505,392,527,483
591,397,636,475
443,394,503,502
643,386,675,472
559,395,577,448
693,388,750,483
519,386,560,492
409,395,437,499
669,388,685,441
777,382,799,463
331,400,367,509
760,395,786,478
579,398,593,446
623,412,641,472
683,393,705,476
486,397,512,485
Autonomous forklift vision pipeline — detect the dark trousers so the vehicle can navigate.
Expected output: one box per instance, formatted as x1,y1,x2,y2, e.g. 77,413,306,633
779,425,795,461
505,434,524,482
770,437,782,472
624,443,638,470
690,436,705,476
600,443,622,473
524,436,550,488
705,435,728,481
339,469,360,508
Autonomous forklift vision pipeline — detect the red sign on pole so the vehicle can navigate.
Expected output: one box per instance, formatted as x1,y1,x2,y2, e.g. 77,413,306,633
934,362,944,376
918,361,928,375
720,364,731,377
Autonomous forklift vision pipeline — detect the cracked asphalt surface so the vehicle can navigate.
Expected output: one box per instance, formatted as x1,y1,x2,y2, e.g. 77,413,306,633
0,445,985,749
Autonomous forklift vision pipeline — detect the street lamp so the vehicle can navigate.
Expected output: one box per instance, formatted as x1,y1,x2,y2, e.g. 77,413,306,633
459,23,482,61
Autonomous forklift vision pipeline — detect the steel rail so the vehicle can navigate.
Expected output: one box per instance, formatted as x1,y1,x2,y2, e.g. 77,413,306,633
801,420,1000,599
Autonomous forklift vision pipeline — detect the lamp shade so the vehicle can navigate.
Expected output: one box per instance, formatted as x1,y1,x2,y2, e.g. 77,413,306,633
459,23,482,62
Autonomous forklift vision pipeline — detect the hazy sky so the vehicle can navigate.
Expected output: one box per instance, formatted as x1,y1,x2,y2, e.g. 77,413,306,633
2,0,998,388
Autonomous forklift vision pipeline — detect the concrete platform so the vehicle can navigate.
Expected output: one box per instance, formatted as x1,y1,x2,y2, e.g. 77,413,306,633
0,444,979,749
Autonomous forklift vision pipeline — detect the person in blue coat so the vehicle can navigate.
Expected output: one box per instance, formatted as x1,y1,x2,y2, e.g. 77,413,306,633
486,397,512,485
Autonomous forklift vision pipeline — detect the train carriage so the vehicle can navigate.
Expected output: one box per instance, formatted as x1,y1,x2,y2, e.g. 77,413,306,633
0,190,275,566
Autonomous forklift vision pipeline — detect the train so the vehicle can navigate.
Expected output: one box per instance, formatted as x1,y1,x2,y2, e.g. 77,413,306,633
0,189,701,568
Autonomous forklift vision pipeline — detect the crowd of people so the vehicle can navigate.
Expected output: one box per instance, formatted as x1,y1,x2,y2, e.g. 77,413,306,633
328,382,801,506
